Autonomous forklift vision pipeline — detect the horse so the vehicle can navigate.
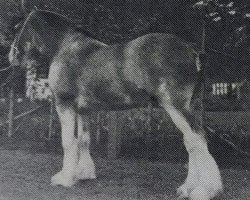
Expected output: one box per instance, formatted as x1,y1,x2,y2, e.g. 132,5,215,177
9,9,223,200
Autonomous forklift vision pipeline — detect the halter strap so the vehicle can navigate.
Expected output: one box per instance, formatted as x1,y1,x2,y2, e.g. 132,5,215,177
13,10,37,54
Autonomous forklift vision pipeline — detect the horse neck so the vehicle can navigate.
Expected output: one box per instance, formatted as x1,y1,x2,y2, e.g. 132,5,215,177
34,27,72,62
58,31,105,54
28,12,73,62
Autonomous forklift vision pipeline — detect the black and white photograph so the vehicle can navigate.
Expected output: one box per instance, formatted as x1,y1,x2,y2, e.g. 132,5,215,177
0,0,249,199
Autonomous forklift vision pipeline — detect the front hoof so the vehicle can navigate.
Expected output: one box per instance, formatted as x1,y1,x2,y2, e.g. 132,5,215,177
51,171,76,187
189,186,210,200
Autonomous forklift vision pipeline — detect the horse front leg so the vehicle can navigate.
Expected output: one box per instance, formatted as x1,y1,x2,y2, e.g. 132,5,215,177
158,87,223,200
75,114,96,181
51,105,78,187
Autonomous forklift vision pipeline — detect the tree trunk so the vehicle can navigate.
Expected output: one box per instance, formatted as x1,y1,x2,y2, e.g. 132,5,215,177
8,87,14,137
107,111,122,159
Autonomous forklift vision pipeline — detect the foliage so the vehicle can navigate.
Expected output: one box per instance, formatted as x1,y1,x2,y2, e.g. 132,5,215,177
0,0,200,45
194,0,250,59
26,71,52,101
0,0,22,45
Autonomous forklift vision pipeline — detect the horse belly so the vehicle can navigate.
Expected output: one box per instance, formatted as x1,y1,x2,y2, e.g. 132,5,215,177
77,79,152,112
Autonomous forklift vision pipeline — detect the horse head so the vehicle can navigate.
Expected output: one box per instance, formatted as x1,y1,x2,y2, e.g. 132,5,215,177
8,9,73,68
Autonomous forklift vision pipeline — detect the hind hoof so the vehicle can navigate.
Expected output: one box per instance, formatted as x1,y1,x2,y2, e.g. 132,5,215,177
177,183,222,200
75,165,96,180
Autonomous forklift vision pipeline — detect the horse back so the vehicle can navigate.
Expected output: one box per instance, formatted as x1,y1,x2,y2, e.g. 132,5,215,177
121,33,196,88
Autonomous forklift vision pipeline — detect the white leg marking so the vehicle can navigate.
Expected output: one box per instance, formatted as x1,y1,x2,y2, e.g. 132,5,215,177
159,87,222,199
75,114,96,180
51,106,78,187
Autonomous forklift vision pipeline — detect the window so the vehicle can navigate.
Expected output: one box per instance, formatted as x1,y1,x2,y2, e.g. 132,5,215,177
212,82,230,95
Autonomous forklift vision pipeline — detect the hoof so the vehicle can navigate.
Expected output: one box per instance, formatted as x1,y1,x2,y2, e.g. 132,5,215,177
75,165,96,180
178,148,223,199
51,171,76,187
189,186,210,200
177,183,222,200
75,155,96,181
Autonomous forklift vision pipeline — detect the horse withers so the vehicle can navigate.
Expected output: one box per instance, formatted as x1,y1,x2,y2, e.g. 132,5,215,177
9,10,223,199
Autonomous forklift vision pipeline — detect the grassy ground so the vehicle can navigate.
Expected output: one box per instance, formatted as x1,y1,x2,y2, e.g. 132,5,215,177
0,129,249,199
0,148,249,200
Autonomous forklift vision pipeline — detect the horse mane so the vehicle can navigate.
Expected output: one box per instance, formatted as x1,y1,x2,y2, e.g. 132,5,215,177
12,8,101,59
33,9,99,41
15,8,99,45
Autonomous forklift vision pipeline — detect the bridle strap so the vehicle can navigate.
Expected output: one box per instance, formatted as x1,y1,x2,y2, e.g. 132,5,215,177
12,10,37,59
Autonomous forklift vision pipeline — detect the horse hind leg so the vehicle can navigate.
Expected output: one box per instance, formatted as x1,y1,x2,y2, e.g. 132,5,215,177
75,114,96,181
158,85,223,199
51,104,78,187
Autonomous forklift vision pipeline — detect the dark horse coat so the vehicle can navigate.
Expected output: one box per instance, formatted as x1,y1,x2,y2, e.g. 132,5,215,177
9,10,222,200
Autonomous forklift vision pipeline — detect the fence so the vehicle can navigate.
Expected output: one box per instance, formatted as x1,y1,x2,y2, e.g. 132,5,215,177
0,96,54,139
0,90,181,159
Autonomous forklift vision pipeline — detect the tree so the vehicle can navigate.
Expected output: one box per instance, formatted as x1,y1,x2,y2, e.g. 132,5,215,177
193,0,250,60
0,0,22,46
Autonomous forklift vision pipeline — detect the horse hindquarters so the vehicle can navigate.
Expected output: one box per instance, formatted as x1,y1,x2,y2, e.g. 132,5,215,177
157,83,223,200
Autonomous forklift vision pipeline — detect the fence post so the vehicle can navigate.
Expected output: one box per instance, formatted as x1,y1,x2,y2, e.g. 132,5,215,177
107,111,121,159
145,102,153,158
95,111,101,145
195,21,207,130
201,20,206,127
7,87,14,137
48,99,55,140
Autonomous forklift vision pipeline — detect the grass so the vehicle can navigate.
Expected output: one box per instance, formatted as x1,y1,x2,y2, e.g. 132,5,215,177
0,149,249,200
